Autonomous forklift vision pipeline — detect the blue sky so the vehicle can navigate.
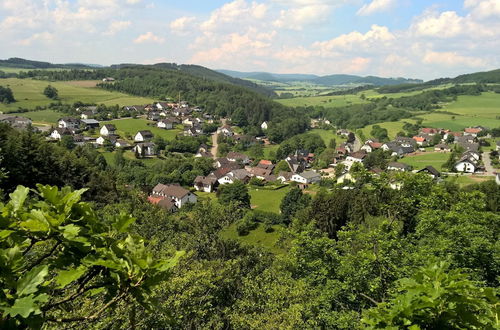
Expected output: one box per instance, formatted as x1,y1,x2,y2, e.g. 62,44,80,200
1,0,499,80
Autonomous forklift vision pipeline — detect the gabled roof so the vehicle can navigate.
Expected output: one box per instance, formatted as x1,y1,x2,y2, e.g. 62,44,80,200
227,152,248,160
464,127,482,134
194,175,218,185
349,151,367,160
137,130,153,137
417,166,440,177
387,162,410,169
298,170,321,179
102,124,116,130
152,184,190,199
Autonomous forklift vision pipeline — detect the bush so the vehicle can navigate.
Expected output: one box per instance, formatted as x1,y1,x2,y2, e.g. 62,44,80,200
236,214,258,236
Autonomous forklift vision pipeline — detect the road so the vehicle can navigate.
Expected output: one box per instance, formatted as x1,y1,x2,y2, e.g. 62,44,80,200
210,118,227,159
482,151,495,176
353,134,362,152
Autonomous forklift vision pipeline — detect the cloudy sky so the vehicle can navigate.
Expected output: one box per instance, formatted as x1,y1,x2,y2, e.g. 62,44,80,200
1,0,499,80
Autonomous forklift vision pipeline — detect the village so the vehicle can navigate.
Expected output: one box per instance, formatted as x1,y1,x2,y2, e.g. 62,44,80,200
1,101,499,212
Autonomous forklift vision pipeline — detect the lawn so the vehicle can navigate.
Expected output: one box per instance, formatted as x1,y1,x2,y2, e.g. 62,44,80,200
220,222,286,254
22,109,62,124
106,118,181,141
399,152,449,170
263,144,279,158
307,128,345,145
249,186,290,213
444,175,494,187
0,78,154,113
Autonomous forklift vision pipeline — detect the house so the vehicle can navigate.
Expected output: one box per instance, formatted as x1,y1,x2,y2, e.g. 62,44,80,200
215,158,243,169
291,170,321,184
417,166,440,178
387,162,410,172
361,142,383,153
395,136,417,147
218,125,233,137
227,152,250,164
413,136,428,147
457,141,480,152
80,111,95,119
155,102,170,110
133,142,156,156
464,127,482,137
277,171,293,183
455,157,478,173
157,119,174,129
50,127,75,140
496,141,500,152
151,184,197,208
337,129,350,136
434,143,451,152
73,135,85,146
148,112,160,121
193,175,218,193
257,160,275,172
96,135,118,146
0,115,32,130
102,77,115,82
81,119,100,129
382,142,414,157
134,130,154,142
58,117,80,129
261,121,268,130
195,151,213,158
420,128,438,135
337,172,355,184
247,167,273,180
346,151,367,163
285,156,306,173
198,144,210,153
115,140,132,149
183,127,199,137
218,169,251,185
100,124,116,136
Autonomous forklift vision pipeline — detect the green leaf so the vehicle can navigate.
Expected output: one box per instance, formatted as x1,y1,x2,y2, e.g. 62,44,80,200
20,210,50,232
112,213,136,233
17,265,49,296
155,250,185,272
9,186,29,213
3,294,49,318
61,188,87,214
36,184,59,205
55,265,88,288
59,224,81,240
0,229,14,239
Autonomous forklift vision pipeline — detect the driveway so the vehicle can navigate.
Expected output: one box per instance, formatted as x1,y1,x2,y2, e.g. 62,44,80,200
483,151,495,176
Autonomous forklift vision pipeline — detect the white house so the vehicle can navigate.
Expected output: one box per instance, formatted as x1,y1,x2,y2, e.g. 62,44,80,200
387,162,410,172
261,121,268,130
227,152,250,164
134,130,154,142
58,117,80,129
337,172,355,184
133,142,156,156
193,175,218,193
455,160,478,173
291,171,321,184
50,127,75,140
100,124,116,136
346,151,367,163
151,184,197,208
218,169,251,185
218,125,233,137
115,140,131,149
157,119,174,129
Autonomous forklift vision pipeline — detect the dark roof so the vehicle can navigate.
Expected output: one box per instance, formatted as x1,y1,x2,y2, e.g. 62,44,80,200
157,198,177,211
152,184,190,199
137,130,153,137
194,175,218,185
299,171,321,179
417,166,440,177
227,152,248,160
103,124,116,130
387,162,410,169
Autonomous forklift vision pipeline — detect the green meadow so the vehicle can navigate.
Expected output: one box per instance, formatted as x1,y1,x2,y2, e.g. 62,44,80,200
307,128,345,145
399,152,449,170
0,78,154,113
277,94,368,107
249,186,290,213
220,222,285,254
106,118,182,141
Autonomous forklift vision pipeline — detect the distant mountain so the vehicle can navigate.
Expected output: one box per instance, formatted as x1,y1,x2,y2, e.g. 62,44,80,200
0,57,95,69
217,69,423,86
427,68,500,84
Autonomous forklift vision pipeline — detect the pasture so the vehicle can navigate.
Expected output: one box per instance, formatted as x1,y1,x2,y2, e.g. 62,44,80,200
0,78,154,113
277,94,368,107
249,186,290,213
106,118,182,141
399,152,449,170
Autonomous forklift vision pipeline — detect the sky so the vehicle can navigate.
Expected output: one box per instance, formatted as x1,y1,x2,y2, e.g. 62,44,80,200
1,0,499,80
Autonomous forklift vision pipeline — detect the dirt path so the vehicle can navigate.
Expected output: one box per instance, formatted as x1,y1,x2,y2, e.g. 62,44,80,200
210,118,227,159
483,151,495,176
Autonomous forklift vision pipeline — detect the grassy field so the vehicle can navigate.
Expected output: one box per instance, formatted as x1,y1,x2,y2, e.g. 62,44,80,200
106,118,181,141
399,152,449,170
0,78,154,113
22,109,62,124
307,128,345,145
277,94,368,107
444,175,494,187
220,222,285,254
361,120,418,140
263,144,279,159
101,150,164,166
249,186,290,213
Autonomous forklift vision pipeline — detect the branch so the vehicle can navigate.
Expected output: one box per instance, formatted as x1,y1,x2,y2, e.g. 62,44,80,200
360,292,380,306
22,238,38,256
28,240,61,270
46,291,127,323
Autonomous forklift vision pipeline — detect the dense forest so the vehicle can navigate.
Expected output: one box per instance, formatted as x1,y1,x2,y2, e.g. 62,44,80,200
0,124,498,329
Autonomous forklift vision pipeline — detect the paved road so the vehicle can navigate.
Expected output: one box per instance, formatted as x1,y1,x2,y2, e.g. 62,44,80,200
483,151,495,176
210,118,227,159
353,135,362,152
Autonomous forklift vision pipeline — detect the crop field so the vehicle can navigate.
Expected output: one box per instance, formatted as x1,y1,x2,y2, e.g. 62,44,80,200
106,118,181,141
0,78,154,113
399,152,449,170
249,186,290,213
277,94,368,107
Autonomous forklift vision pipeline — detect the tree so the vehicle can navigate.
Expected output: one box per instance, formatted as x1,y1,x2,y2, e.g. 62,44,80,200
248,144,264,159
280,187,311,224
0,185,183,327
328,138,337,149
0,86,15,104
43,85,58,99
217,181,251,208
273,160,290,174
153,136,167,154
59,135,75,150
217,143,230,157
362,262,498,329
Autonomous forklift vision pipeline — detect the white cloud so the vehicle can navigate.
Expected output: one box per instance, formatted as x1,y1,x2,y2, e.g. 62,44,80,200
170,16,196,35
422,51,487,67
134,32,165,44
18,32,55,46
464,0,500,18
413,11,465,38
104,20,131,35
357,0,396,16
200,0,268,32
273,4,332,30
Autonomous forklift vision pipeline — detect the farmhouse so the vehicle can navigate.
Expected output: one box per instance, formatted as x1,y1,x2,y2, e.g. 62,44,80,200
100,124,116,136
218,169,251,185
361,142,383,153
133,142,156,156
151,184,197,208
134,130,154,142
346,151,367,163
291,171,321,184
0,115,32,130
387,162,411,172
115,140,131,149
434,143,451,152
50,127,75,140
417,166,440,179
157,119,174,129
96,135,118,146
58,117,80,129
193,175,218,193
464,127,482,137
227,152,250,164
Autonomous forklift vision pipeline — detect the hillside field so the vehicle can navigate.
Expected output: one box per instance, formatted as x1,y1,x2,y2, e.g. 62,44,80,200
399,152,449,170
106,118,182,141
0,78,154,113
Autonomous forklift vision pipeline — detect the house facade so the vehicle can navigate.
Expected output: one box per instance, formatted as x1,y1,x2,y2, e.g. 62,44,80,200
151,184,197,208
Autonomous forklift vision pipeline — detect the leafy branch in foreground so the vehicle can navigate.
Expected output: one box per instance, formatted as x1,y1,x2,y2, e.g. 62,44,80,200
362,262,499,329
0,184,183,328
